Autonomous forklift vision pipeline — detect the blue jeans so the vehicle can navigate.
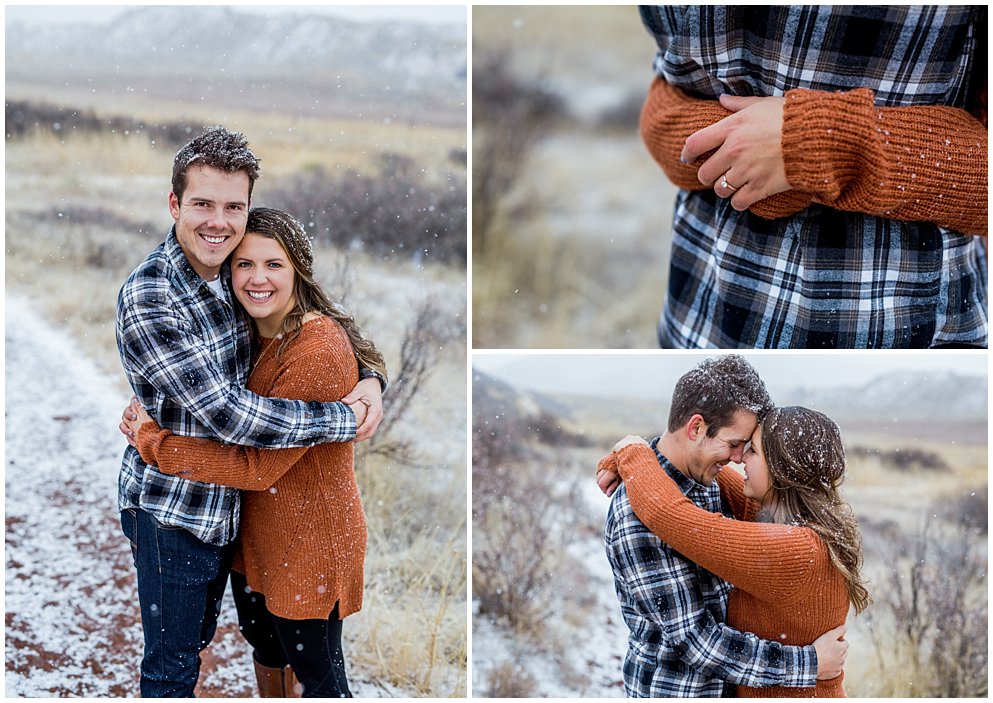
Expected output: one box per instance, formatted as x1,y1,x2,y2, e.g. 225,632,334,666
121,508,235,697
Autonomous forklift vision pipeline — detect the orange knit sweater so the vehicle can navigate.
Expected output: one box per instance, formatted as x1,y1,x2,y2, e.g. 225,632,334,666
611,444,849,697
136,317,365,621
640,76,988,235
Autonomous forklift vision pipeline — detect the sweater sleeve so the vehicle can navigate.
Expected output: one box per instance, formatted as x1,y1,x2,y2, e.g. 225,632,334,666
639,76,817,219
782,87,988,236
614,444,821,603
136,328,355,491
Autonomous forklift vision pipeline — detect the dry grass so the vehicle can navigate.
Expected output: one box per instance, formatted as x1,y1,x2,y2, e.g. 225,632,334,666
6,122,467,695
472,7,674,348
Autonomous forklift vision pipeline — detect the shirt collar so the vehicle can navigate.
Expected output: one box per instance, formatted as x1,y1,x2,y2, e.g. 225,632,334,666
164,225,231,296
649,435,700,497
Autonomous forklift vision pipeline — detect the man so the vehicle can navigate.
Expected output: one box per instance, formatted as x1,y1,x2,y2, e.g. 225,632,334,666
116,126,385,697
598,355,846,696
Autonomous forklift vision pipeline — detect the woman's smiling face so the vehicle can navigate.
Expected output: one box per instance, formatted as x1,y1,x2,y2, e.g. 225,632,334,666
231,233,297,338
742,424,772,502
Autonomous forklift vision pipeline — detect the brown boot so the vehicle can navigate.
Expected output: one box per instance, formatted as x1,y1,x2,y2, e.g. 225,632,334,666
253,657,302,698
284,666,303,697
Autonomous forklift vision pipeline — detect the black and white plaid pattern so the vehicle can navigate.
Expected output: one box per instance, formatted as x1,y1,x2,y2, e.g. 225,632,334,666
604,439,816,696
116,228,359,546
640,5,988,348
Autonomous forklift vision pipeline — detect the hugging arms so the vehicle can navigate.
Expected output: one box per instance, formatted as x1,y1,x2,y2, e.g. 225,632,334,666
641,76,988,234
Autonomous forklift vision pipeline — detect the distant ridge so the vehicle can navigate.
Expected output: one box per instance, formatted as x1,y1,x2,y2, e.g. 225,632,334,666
6,6,466,124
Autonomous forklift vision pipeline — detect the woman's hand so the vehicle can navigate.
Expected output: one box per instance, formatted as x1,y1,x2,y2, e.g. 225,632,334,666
596,436,650,496
681,94,791,211
121,396,153,443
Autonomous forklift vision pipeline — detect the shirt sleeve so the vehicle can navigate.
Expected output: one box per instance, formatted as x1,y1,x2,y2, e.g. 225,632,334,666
615,444,822,603
359,366,388,393
118,284,355,448
607,503,817,688
135,333,353,490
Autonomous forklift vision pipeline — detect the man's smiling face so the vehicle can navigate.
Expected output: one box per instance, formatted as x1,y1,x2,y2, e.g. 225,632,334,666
169,165,250,281
685,409,757,485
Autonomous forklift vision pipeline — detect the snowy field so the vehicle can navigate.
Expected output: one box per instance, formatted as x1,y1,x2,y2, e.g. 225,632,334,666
4,295,402,697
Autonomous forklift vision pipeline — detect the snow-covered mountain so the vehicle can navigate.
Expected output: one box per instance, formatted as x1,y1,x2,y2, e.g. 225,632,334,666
786,370,987,422
6,6,466,122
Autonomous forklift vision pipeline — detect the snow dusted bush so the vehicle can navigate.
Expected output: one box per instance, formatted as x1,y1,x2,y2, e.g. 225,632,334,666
5,99,205,148
263,157,467,265
862,511,987,696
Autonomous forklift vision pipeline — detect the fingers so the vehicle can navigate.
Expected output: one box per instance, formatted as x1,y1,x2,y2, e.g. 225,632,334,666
596,468,620,496
119,421,137,447
719,93,763,112
682,118,732,164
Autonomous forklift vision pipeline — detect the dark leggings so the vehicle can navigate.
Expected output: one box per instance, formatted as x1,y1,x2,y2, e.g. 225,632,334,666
230,571,352,698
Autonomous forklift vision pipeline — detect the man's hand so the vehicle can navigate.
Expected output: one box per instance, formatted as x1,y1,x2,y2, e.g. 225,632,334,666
812,624,848,680
682,94,790,211
342,377,383,442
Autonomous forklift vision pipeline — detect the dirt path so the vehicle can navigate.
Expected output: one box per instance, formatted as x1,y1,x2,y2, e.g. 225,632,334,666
3,296,387,697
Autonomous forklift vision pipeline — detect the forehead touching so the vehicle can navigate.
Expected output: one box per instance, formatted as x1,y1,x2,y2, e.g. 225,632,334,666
717,409,759,442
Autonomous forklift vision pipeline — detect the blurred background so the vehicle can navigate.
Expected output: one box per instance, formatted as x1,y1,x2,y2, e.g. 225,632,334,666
5,5,466,696
471,352,988,697
472,5,675,348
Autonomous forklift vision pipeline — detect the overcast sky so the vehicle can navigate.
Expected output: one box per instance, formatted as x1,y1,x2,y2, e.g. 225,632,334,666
5,4,466,27
472,351,988,400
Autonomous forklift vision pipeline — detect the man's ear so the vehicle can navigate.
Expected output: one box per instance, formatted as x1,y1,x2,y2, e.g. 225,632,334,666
168,192,181,221
686,414,706,441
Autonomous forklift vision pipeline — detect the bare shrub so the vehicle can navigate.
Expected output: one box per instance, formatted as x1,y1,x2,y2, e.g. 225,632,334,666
471,48,564,258
864,512,987,696
484,661,538,698
850,445,949,472
5,100,205,148
362,296,464,467
262,162,466,265
472,381,586,634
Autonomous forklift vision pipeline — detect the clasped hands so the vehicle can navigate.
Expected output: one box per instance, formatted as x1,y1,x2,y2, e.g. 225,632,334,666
681,94,790,211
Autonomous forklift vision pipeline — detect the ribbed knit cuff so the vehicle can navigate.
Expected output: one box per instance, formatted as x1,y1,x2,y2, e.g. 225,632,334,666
782,87,876,200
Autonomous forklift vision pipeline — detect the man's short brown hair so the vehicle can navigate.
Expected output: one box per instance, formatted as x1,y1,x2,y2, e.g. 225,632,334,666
171,126,261,203
667,355,772,437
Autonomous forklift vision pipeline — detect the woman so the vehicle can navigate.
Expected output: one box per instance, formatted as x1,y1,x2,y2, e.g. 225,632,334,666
599,406,870,697
125,207,386,697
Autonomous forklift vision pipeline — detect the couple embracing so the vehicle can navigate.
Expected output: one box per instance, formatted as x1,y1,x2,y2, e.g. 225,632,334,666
599,355,870,697
117,126,384,697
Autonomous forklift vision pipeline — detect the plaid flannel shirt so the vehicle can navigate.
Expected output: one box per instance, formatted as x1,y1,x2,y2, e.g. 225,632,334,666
640,5,988,348
604,438,816,697
116,227,384,546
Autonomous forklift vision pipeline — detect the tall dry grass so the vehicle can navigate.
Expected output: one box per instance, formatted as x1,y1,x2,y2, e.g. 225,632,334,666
6,125,467,696
472,10,672,348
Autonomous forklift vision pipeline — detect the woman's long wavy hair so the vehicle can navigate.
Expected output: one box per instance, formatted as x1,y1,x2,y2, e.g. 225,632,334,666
241,207,387,380
758,406,871,614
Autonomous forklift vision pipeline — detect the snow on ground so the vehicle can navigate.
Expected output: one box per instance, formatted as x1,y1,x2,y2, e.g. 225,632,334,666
3,295,393,697
472,470,629,697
